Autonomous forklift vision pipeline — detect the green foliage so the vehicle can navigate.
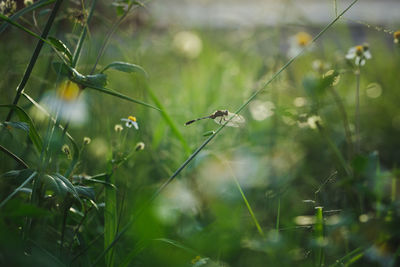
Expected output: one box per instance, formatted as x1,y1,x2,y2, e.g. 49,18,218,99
1,0,400,266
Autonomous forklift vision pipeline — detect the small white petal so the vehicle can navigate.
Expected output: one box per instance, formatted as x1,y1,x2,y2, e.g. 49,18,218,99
125,121,132,128
364,50,372,59
132,122,139,130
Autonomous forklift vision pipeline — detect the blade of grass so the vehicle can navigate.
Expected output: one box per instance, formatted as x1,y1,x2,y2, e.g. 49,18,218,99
104,171,117,267
3,0,64,122
225,162,264,237
315,206,325,266
0,144,29,169
0,171,37,208
0,104,43,153
0,0,56,34
71,0,97,68
92,1,359,263
143,83,191,155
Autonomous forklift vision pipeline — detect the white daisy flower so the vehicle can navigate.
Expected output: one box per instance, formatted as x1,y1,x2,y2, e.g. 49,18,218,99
287,31,313,58
121,116,139,130
40,80,88,125
345,44,372,66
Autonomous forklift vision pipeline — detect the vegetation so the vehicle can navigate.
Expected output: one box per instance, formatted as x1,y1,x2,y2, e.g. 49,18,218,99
1,0,400,266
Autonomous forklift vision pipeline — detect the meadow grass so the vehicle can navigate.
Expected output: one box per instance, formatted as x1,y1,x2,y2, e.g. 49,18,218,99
1,0,400,266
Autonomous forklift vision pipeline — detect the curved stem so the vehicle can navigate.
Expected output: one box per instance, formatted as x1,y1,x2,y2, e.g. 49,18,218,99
355,68,361,154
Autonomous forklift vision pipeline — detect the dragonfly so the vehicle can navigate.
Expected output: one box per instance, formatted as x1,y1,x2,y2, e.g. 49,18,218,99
185,110,245,128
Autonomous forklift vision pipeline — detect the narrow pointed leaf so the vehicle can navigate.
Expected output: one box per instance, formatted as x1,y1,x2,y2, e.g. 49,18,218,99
2,121,29,132
101,61,148,77
0,171,37,208
48,37,73,62
0,105,43,153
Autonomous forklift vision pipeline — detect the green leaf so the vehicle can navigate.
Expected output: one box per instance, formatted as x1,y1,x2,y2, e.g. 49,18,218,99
1,169,35,183
48,37,73,63
44,174,81,203
2,121,29,132
74,186,95,200
0,105,43,153
73,174,117,189
101,61,148,77
84,73,108,87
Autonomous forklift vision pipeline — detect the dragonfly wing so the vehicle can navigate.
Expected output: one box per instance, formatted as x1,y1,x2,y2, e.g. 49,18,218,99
213,112,245,127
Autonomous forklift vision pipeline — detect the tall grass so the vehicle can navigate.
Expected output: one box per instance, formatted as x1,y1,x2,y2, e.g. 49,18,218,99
1,0,400,266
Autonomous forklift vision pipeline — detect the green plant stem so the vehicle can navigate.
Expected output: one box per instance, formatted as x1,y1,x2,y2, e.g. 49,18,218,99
329,86,353,159
315,206,324,266
4,0,64,122
316,122,352,176
276,197,281,231
72,0,97,68
355,68,361,154
92,1,359,263
334,0,338,17
392,177,397,203
90,1,144,74
227,164,264,237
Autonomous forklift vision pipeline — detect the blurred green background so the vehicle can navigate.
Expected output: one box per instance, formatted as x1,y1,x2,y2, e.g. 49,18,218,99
1,0,400,266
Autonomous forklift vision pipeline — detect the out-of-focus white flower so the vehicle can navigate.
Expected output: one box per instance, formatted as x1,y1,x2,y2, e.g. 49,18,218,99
287,31,313,58
312,60,331,73
0,0,17,16
345,44,371,66
24,0,33,6
173,31,203,59
155,180,199,224
307,115,322,129
293,97,307,107
121,116,139,129
249,100,275,121
41,80,87,125
114,124,123,132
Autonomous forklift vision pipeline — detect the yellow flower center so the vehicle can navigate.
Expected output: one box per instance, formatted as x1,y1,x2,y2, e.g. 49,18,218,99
355,45,363,56
394,31,400,39
128,116,137,122
57,80,80,101
296,32,312,46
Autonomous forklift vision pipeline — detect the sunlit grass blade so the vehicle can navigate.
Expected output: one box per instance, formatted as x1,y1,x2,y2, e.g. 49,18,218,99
143,83,191,155
226,163,264,237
